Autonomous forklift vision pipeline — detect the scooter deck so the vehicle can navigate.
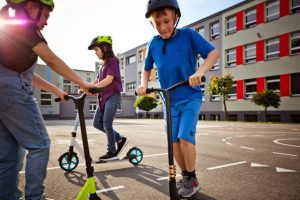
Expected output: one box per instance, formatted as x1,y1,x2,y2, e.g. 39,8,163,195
94,155,128,164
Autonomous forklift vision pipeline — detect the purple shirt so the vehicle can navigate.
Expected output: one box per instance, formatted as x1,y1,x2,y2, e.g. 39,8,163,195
97,58,123,110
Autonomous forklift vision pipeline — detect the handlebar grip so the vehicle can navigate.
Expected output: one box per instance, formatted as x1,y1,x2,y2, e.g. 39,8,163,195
54,95,69,102
89,87,103,94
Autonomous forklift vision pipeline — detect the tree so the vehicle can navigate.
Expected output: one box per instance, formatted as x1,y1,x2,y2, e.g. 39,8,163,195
134,96,158,118
252,90,281,122
207,74,234,121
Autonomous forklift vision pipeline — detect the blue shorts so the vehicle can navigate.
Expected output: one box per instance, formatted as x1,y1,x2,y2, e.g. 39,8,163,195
164,99,202,145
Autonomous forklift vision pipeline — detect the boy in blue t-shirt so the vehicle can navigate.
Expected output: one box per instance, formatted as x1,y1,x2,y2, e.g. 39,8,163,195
136,0,219,197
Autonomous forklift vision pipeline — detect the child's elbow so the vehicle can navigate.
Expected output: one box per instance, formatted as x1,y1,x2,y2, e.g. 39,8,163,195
213,49,220,59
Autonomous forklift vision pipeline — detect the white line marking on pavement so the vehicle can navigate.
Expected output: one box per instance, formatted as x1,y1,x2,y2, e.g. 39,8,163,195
157,174,182,181
226,142,233,145
276,167,297,173
19,163,86,174
96,186,125,193
240,146,256,150
207,161,247,171
272,152,297,157
144,153,168,158
251,163,269,167
273,138,300,148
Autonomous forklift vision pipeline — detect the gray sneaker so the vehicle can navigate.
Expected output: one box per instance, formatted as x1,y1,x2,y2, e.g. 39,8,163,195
178,176,201,198
176,175,187,190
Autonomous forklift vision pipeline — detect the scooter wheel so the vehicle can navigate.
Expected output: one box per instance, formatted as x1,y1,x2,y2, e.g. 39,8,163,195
127,147,143,165
58,152,79,171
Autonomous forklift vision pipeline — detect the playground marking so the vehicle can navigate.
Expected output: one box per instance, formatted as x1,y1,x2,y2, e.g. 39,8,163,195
240,146,256,151
251,163,269,167
96,186,125,193
207,161,247,171
276,167,297,173
272,152,297,157
157,174,182,181
273,138,300,148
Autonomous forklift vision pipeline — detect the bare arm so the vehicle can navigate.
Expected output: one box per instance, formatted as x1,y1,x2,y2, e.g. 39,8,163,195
96,75,114,88
189,49,220,87
32,42,93,89
32,73,66,100
135,69,151,96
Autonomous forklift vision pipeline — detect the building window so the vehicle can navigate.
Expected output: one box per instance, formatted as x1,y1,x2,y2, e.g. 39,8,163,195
138,50,143,63
126,82,136,91
266,37,280,59
291,0,300,13
291,73,300,96
200,84,205,102
197,26,205,37
210,21,220,40
210,58,220,70
266,0,280,22
211,93,220,102
245,8,256,28
86,77,91,82
121,76,125,90
89,102,97,114
120,58,124,69
244,43,256,64
40,90,52,106
226,48,236,67
63,85,71,93
266,75,280,93
245,79,257,99
126,55,136,64
227,82,237,100
73,85,80,93
63,78,71,84
137,72,142,85
155,68,158,80
226,15,236,35
291,31,300,55
197,55,204,68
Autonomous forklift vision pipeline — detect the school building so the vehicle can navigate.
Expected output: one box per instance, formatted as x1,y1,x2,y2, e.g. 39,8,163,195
117,0,300,122
34,0,300,122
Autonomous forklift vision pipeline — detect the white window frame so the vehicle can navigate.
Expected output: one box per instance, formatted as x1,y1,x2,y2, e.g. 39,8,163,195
266,0,280,22
245,80,257,99
291,31,300,55
126,82,136,91
200,84,205,102
266,37,280,60
211,94,220,102
210,21,220,40
266,76,280,94
138,50,143,63
245,8,257,28
137,72,142,85
126,55,136,64
226,15,236,35
197,26,205,37
226,48,237,67
244,43,256,64
89,102,97,114
291,0,300,13
227,83,237,100
210,58,220,70
40,90,52,106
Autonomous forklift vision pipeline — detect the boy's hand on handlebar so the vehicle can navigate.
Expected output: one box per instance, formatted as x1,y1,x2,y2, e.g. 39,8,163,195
55,89,68,102
136,85,147,96
80,82,97,96
189,71,204,87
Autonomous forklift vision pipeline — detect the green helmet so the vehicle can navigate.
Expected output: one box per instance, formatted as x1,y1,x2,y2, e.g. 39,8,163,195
88,36,112,50
6,0,55,11
145,0,181,18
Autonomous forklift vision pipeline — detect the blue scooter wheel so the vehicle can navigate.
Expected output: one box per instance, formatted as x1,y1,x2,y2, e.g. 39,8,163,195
127,147,143,165
58,152,79,171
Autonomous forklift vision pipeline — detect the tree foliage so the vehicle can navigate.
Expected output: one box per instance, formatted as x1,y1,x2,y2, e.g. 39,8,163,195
134,96,158,116
252,89,281,121
207,74,234,120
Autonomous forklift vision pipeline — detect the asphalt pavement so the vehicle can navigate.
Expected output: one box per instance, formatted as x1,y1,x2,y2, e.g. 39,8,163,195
18,119,300,200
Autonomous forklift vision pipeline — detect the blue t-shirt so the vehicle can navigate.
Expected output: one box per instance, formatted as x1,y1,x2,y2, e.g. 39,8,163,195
144,28,215,102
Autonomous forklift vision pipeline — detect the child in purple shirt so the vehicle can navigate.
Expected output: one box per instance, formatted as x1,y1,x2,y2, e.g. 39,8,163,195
88,36,128,161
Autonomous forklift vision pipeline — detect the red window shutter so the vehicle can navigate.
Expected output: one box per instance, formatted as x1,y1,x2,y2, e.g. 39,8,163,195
280,0,289,17
256,77,265,92
236,11,244,31
256,40,265,62
280,74,290,96
237,80,244,99
236,45,244,65
256,3,265,25
280,33,289,57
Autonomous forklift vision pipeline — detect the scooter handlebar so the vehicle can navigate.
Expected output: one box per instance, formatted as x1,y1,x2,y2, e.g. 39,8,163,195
54,87,103,102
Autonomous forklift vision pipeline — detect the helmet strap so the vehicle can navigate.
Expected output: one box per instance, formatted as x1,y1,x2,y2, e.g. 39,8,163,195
162,16,180,55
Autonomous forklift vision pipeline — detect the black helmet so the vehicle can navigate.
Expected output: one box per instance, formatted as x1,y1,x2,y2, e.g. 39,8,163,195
88,36,112,50
145,0,181,18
